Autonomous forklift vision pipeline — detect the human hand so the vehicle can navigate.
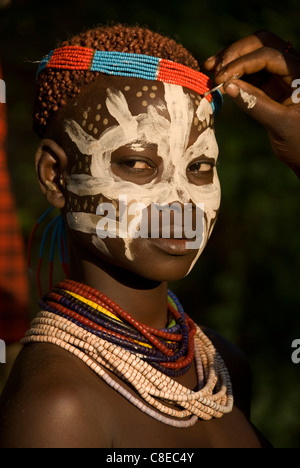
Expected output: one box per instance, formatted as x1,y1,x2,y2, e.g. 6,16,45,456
204,30,300,178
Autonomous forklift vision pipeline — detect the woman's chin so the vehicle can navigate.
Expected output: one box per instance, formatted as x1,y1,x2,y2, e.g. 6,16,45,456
69,232,202,284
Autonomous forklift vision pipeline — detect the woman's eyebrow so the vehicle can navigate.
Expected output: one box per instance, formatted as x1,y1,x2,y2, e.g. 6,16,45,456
123,140,158,152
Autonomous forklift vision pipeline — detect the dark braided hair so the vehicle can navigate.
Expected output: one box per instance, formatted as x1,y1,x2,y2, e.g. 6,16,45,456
33,24,200,138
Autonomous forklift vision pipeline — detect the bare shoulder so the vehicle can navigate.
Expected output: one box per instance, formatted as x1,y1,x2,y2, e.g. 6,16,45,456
201,326,253,417
0,343,113,448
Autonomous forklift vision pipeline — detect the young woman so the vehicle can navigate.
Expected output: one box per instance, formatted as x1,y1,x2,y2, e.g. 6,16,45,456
0,25,299,448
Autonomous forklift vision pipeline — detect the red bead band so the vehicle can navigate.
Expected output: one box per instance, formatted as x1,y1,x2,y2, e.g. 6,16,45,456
37,46,216,103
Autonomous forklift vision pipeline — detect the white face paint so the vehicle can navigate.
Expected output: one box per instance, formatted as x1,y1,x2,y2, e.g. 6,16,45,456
239,88,257,109
64,82,220,268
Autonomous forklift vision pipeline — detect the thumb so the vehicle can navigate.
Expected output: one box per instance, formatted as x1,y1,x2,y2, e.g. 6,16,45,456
223,79,285,133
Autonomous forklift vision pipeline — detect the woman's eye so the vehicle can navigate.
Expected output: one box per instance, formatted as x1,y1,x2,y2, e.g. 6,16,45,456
188,162,213,173
123,159,153,171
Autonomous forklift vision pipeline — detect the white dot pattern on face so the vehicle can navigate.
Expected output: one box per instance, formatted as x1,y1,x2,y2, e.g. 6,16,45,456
82,83,165,141
67,188,103,215
70,152,91,176
82,97,114,136
82,107,93,130
133,84,161,108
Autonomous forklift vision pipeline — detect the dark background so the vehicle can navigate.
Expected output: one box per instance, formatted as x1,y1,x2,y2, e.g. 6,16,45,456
0,0,300,448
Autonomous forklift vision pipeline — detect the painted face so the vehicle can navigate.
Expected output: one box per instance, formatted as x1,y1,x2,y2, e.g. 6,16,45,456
62,76,221,280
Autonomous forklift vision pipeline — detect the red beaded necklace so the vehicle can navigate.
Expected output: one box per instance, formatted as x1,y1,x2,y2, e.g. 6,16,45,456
40,279,196,377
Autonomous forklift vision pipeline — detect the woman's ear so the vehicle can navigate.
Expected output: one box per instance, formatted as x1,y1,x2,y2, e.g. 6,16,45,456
35,139,68,209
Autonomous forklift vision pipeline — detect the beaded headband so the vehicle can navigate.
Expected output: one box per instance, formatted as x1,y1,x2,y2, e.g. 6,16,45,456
37,46,223,115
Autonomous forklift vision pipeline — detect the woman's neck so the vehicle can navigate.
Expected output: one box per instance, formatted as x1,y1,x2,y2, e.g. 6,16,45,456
68,244,169,329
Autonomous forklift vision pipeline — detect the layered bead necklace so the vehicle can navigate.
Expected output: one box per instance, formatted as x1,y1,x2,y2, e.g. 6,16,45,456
23,279,234,427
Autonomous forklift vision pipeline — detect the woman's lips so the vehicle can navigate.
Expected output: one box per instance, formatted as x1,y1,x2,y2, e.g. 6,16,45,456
148,237,196,255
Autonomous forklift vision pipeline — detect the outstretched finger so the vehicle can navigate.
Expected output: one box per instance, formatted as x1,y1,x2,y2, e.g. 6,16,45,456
204,34,263,71
214,47,300,87
204,30,291,72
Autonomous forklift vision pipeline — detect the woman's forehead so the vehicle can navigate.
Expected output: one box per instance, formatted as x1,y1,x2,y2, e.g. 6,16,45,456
67,75,214,141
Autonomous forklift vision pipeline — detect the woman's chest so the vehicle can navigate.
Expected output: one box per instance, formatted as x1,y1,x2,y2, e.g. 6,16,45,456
113,409,263,448
95,382,263,448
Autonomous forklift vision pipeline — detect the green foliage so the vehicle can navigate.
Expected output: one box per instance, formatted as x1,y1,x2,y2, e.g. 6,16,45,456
0,0,300,448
